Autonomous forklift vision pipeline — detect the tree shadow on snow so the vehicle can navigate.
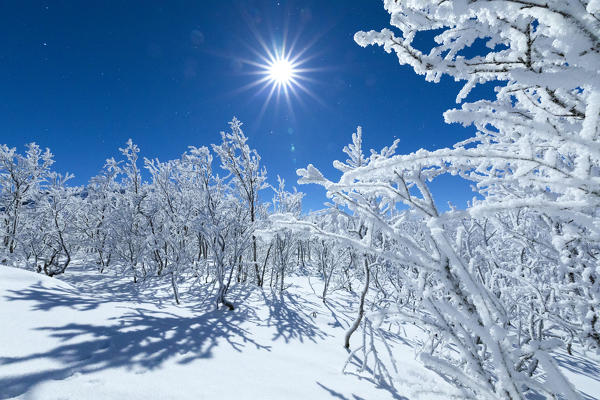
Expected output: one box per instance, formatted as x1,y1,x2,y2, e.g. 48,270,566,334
319,294,358,330
65,264,218,308
554,351,600,383
4,264,233,313
316,381,368,400
0,293,270,399
2,274,168,313
342,353,409,400
553,351,600,400
4,282,106,312
260,289,328,344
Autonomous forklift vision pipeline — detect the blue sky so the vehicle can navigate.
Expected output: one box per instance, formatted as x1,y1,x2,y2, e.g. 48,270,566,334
1,1,481,211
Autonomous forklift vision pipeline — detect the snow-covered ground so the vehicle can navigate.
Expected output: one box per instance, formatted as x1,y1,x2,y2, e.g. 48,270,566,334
0,265,599,400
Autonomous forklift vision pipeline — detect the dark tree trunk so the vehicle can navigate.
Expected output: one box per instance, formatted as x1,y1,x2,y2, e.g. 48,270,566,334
344,258,370,349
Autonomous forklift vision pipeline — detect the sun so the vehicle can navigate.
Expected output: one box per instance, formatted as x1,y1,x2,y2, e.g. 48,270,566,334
239,47,316,119
267,57,295,86
233,33,324,120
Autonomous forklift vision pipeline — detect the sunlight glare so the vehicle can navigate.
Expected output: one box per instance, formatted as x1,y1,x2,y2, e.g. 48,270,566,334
268,58,294,85
234,32,324,122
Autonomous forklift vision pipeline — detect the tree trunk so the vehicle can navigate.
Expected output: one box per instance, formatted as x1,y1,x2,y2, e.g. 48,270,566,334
171,271,180,305
344,258,370,349
260,242,273,287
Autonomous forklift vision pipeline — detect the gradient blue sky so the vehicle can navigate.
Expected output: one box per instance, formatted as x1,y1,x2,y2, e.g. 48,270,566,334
1,1,481,211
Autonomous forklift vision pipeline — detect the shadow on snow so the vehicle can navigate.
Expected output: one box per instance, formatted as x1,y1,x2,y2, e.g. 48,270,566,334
0,288,269,399
260,288,328,344
0,276,340,399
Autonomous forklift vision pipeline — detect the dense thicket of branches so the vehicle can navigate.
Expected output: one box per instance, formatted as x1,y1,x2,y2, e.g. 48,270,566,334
274,0,599,398
1,1,598,398
0,120,306,310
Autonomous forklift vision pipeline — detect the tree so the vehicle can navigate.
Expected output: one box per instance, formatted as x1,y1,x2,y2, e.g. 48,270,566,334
37,172,78,277
183,145,251,310
354,0,600,352
213,118,268,286
79,159,120,273
0,143,54,259
269,176,304,291
110,140,148,283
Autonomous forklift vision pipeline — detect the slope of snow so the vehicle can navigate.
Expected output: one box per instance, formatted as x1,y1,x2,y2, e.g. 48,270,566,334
0,265,599,399
0,265,425,400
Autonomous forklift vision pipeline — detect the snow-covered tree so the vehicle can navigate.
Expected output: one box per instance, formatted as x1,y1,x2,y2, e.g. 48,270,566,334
109,140,148,283
213,117,268,286
268,176,304,291
37,172,79,277
354,0,600,351
0,143,54,259
79,159,120,273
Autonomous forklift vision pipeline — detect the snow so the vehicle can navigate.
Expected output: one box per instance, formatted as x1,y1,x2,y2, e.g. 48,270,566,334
2,265,598,399
0,264,438,400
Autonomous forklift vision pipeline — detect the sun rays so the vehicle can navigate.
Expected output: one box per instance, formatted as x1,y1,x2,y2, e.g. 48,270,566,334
231,23,326,123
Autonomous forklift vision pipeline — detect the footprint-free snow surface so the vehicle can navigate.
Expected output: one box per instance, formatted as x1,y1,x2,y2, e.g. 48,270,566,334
1,265,599,400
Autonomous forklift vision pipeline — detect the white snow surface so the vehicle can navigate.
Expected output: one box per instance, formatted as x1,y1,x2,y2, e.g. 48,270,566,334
0,265,599,400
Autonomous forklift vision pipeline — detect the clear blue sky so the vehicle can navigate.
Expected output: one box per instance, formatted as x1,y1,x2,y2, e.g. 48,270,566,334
1,1,481,211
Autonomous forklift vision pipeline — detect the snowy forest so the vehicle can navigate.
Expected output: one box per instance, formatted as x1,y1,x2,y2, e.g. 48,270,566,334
1,1,600,399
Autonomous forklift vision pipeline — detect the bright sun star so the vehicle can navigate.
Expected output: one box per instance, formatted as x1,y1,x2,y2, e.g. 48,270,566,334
235,33,323,120
243,47,315,119
267,57,295,86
